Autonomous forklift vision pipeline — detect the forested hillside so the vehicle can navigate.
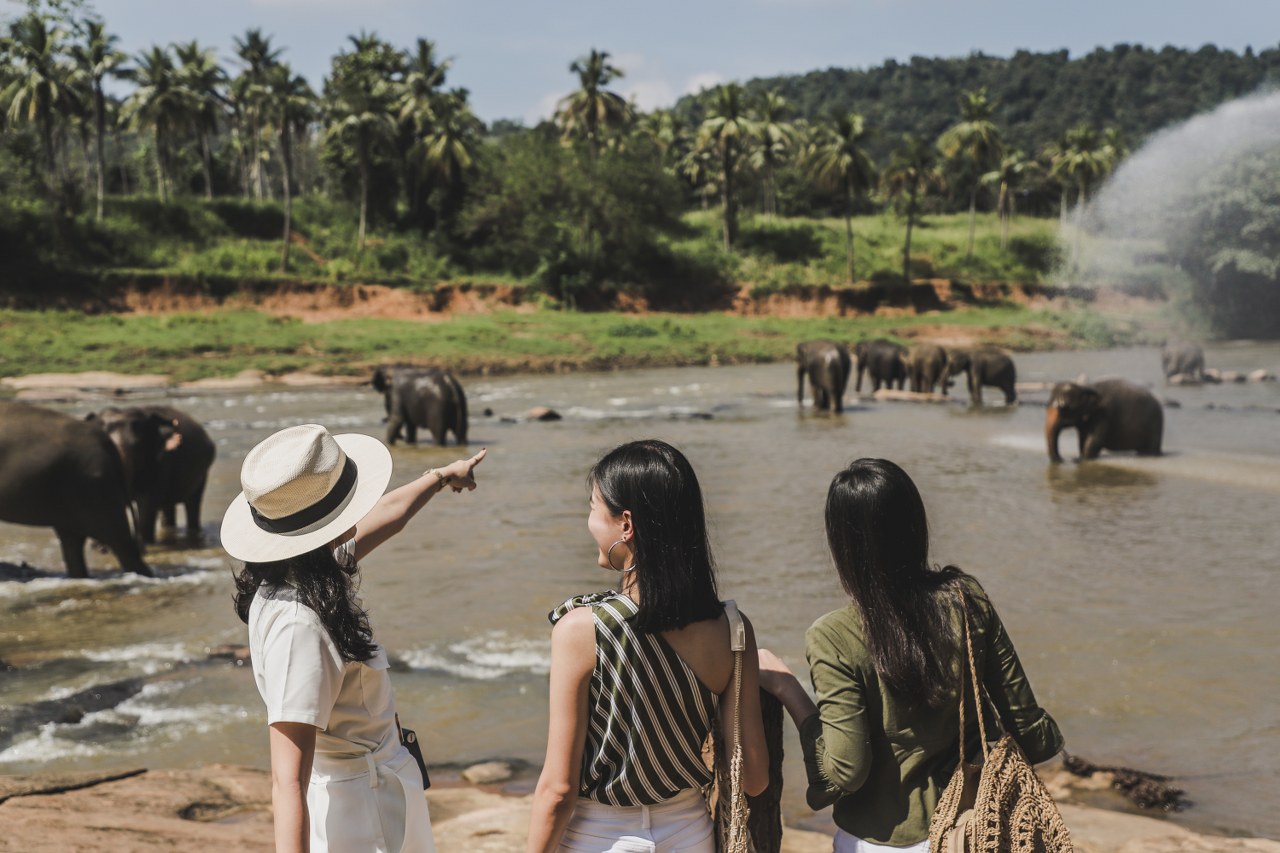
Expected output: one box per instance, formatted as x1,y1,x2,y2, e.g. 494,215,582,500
676,45,1280,159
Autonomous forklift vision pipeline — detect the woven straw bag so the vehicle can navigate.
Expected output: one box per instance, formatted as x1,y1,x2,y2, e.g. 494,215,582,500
928,592,1072,853
702,600,755,853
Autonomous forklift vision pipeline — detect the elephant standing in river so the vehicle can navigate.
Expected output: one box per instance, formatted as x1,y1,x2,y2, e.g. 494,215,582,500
853,339,907,393
906,343,950,394
948,346,1017,406
373,366,469,446
1045,379,1164,463
95,406,215,544
0,402,161,577
1162,343,1204,382
796,340,852,413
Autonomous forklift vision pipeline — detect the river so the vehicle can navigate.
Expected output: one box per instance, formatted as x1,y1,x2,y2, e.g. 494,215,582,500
2,344,1278,838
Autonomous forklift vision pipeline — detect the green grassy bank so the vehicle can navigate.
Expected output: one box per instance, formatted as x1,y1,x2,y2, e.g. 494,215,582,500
0,304,1149,383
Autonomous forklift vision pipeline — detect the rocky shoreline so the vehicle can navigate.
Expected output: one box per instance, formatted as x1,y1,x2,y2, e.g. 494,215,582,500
0,762,1275,852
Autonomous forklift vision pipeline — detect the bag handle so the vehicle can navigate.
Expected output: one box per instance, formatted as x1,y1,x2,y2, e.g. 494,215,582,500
721,599,750,853
955,595,990,766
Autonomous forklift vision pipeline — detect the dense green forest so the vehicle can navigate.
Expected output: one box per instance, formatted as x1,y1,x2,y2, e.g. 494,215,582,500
2,0,1277,335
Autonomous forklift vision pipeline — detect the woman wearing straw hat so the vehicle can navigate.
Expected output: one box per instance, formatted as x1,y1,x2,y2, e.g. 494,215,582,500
222,423,485,853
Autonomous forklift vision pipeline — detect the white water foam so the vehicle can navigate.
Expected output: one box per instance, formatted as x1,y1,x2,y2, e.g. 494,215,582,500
399,632,550,680
0,565,220,601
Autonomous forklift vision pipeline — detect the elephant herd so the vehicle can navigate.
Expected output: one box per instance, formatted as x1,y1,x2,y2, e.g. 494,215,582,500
0,402,215,579
796,338,1018,414
797,338,1182,467
0,366,471,579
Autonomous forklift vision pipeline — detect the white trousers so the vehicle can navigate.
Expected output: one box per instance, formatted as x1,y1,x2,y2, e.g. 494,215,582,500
308,749,436,853
558,788,715,853
833,828,929,853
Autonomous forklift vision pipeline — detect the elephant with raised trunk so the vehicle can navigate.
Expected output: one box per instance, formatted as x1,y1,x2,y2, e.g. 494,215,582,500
906,343,950,394
853,339,907,393
796,340,852,413
373,366,469,446
1162,342,1204,382
948,346,1017,406
94,406,215,544
1045,379,1163,463
0,402,161,578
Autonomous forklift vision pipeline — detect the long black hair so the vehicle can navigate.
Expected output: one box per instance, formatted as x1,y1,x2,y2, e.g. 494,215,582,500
233,545,378,663
590,439,722,633
825,458,963,709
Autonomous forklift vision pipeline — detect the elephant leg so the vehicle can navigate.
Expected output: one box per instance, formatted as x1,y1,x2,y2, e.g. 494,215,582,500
162,503,178,533
971,374,984,406
385,413,405,446
185,477,207,542
1003,382,1017,405
138,495,159,545
834,387,844,414
1080,431,1106,459
797,366,806,407
406,422,419,444
55,527,89,579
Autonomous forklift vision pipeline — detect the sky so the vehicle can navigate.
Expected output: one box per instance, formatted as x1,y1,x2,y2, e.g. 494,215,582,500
73,0,1280,124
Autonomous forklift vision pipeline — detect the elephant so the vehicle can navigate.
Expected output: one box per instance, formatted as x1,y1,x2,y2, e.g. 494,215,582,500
1161,342,1204,382
372,366,468,446
796,340,852,413
948,346,1017,406
0,402,157,578
95,406,215,544
853,339,908,393
1045,379,1164,463
906,343,950,394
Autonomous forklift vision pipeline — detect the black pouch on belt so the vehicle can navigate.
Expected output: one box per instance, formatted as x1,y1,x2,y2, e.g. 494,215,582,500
396,713,431,790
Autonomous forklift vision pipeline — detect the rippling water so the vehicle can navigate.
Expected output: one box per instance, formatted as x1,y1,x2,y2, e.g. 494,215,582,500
2,344,1278,838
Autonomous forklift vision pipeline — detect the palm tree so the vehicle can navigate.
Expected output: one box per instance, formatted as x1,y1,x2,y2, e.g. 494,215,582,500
325,68,397,253
2,12,80,195
266,63,313,270
233,29,282,199
409,89,482,226
69,20,128,219
125,46,183,202
937,87,1003,258
173,40,225,200
697,83,755,251
982,149,1038,250
882,134,946,283
750,89,793,219
555,48,633,160
398,39,451,222
1050,123,1117,263
807,111,877,283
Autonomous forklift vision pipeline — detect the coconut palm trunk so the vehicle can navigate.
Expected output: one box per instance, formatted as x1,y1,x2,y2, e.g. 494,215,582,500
94,85,106,219
844,183,855,284
279,121,294,271
153,125,167,203
721,150,736,252
357,142,369,255
199,128,214,200
251,113,264,199
966,181,978,258
903,180,920,284
998,182,1010,250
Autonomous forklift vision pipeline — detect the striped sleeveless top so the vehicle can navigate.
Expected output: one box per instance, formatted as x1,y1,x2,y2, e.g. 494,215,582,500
549,590,719,806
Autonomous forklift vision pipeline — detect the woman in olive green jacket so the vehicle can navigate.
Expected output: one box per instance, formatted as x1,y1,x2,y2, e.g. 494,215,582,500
759,459,1063,853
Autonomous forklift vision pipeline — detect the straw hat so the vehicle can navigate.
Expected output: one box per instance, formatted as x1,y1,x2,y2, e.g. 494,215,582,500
221,424,393,563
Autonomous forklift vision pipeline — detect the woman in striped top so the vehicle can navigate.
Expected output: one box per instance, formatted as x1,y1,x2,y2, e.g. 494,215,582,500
527,439,770,853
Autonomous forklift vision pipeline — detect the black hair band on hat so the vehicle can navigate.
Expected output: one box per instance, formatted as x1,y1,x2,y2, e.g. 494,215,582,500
250,456,359,534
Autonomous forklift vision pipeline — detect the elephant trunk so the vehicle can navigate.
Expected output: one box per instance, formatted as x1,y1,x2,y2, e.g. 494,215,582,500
1045,405,1065,463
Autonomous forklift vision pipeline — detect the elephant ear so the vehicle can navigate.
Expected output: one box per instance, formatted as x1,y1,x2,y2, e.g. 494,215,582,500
371,367,389,392
1077,386,1103,419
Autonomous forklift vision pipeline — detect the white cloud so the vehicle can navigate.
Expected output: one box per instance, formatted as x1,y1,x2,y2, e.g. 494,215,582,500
623,79,677,112
524,90,563,125
683,72,726,95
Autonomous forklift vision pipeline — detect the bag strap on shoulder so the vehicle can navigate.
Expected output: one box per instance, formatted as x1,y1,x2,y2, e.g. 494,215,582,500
723,599,746,652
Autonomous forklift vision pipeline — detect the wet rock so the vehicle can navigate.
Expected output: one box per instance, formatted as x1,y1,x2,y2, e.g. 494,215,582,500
1219,370,1247,383
1248,368,1276,382
526,406,562,421
482,407,494,417
0,676,147,750
1162,399,1181,409
1202,368,1223,384
206,644,252,664
462,761,515,785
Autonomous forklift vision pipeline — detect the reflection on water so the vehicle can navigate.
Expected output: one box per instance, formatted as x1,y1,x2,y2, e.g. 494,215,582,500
1,344,1279,838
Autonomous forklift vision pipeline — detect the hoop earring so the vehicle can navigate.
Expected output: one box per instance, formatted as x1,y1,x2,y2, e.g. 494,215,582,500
606,538,636,573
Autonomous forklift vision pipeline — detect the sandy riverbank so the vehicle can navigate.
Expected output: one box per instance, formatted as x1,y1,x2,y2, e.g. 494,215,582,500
0,763,1274,853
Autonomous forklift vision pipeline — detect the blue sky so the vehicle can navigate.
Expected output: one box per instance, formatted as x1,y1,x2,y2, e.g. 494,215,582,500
82,0,1280,123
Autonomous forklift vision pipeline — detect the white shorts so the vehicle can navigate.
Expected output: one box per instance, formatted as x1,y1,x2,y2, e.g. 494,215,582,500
833,828,929,853
558,787,715,853
308,749,435,853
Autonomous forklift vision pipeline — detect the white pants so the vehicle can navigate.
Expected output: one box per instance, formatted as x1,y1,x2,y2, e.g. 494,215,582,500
558,788,715,853
834,828,929,853
308,749,436,853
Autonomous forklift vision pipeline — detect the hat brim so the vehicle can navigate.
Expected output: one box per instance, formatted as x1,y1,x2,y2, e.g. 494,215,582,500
220,433,394,563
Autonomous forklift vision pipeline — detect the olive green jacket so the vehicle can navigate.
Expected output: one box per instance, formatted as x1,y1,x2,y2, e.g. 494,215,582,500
798,576,1064,846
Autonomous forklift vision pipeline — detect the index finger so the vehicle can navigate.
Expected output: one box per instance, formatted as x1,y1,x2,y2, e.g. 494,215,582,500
467,447,488,468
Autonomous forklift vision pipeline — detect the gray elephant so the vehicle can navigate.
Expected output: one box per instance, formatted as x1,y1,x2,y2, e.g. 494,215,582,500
1161,343,1204,382
95,406,215,544
372,366,469,446
1045,379,1164,463
906,343,950,394
796,340,852,413
0,402,157,578
948,346,1017,406
853,339,907,393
